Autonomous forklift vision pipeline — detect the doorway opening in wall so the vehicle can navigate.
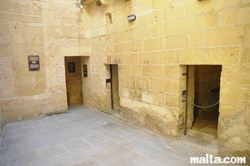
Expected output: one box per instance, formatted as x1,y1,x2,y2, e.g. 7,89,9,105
186,65,222,137
64,56,83,106
108,64,120,117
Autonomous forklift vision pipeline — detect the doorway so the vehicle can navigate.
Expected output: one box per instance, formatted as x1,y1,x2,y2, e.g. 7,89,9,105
187,65,222,136
110,65,120,110
64,57,83,105
110,65,120,115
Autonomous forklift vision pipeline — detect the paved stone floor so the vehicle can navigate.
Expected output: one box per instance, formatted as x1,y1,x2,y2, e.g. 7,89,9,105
0,105,238,166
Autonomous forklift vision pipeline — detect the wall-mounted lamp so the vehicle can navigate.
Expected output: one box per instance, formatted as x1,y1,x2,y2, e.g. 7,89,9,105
127,14,136,22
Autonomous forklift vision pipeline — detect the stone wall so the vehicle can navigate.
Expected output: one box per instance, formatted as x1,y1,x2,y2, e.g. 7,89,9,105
0,0,90,121
219,65,250,161
85,0,250,160
80,2,113,111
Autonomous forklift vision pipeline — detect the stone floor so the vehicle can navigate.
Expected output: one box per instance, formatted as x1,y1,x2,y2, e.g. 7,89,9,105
0,105,237,166
192,108,219,136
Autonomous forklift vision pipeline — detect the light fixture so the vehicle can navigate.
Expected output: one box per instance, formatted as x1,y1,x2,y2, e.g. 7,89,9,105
127,14,136,22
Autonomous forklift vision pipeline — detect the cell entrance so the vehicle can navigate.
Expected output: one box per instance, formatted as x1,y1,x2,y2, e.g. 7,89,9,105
105,64,120,117
186,65,222,136
110,64,120,110
64,56,83,106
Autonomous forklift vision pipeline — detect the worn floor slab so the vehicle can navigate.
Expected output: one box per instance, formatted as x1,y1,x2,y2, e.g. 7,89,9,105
0,105,238,166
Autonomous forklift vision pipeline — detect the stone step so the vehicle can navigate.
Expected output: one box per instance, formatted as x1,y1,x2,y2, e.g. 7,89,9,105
179,129,219,156
103,109,121,118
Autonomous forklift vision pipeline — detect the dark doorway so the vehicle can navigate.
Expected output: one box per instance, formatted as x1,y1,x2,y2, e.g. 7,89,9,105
191,65,222,136
110,65,120,111
65,57,83,105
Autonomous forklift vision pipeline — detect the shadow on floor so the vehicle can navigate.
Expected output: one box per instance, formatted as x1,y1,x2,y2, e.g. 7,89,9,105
192,108,219,136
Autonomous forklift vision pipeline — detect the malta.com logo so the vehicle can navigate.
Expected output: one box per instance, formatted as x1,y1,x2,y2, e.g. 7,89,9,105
190,154,247,164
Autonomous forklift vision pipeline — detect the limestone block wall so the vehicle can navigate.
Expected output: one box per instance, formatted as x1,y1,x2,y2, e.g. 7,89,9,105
80,3,113,111
89,0,187,137
80,35,111,110
81,56,92,106
83,0,250,160
219,65,250,161
0,0,89,121
88,36,110,110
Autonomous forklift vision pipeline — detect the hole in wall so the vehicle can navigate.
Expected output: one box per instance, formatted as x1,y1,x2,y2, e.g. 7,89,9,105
191,65,222,136
105,64,120,117
110,64,120,111
106,12,112,24
65,56,83,105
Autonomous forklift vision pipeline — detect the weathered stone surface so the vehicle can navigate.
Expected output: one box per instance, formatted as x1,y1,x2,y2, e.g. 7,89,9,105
120,107,133,122
145,114,163,134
